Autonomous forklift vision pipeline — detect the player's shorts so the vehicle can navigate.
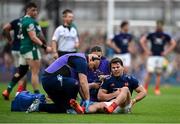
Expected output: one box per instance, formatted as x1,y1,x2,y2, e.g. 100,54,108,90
104,102,131,114
19,49,41,65
113,53,131,67
11,50,21,67
147,56,165,73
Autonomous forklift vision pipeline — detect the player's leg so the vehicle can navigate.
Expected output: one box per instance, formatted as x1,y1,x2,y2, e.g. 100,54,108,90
26,49,41,93
88,102,106,113
14,51,27,96
154,56,164,95
144,56,154,92
104,87,131,113
27,59,41,93
16,77,27,96
143,72,152,92
154,73,161,95
2,64,29,100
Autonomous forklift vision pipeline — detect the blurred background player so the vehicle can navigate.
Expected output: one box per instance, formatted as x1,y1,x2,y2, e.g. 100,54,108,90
87,46,110,102
140,20,176,95
107,21,134,73
2,17,27,99
2,2,52,100
26,53,100,113
18,2,51,94
52,9,79,58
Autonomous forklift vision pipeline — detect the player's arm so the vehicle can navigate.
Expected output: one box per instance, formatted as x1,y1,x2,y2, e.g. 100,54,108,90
2,23,13,43
107,39,121,53
78,73,90,100
38,30,47,45
28,31,44,46
97,88,120,101
51,28,60,59
140,35,151,55
128,40,135,54
131,85,147,106
74,34,79,49
28,30,51,52
162,39,176,56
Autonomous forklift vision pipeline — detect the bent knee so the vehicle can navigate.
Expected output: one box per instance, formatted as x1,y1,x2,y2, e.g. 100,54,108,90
121,87,129,92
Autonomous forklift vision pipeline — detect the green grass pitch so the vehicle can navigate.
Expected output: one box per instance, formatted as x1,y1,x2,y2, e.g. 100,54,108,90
0,83,180,123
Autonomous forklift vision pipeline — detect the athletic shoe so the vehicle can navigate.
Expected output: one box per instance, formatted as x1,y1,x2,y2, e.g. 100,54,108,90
26,99,40,113
104,102,118,114
69,99,84,114
66,109,77,114
154,89,161,95
2,90,10,100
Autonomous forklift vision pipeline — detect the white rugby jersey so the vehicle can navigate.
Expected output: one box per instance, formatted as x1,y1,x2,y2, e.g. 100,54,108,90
52,25,79,52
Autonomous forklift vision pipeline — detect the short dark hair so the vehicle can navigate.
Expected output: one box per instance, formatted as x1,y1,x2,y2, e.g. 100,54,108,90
91,46,102,53
25,2,37,11
110,57,123,68
120,21,129,28
156,20,164,26
62,9,73,16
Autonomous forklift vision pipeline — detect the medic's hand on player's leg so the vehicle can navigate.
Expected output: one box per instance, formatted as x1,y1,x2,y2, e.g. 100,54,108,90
82,100,90,113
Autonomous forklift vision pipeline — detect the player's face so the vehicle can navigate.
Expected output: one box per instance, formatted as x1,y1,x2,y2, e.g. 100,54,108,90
63,13,74,25
156,23,163,31
27,7,38,19
111,63,124,77
123,24,129,32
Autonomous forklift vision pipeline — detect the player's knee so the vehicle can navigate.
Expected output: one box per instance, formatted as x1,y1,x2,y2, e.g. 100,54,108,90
121,87,129,93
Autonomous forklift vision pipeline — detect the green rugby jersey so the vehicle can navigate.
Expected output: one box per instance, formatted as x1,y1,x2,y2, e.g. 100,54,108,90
19,15,41,54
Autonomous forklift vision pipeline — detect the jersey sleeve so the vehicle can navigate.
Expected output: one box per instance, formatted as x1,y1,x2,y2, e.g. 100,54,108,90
52,27,60,42
112,35,117,42
100,79,110,90
146,33,151,40
129,34,133,42
129,76,139,90
10,19,17,30
165,34,172,43
26,21,36,32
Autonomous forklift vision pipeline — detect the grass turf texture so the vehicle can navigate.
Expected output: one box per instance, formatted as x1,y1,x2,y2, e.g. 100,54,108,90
0,83,180,123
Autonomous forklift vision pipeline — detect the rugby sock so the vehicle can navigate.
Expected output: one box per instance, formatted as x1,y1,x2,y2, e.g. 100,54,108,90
7,81,17,93
110,102,118,110
17,84,24,92
105,102,118,113
34,90,40,94
144,83,149,91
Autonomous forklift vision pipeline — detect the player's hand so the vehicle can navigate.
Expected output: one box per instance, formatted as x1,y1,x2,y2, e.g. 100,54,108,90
46,46,52,53
83,100,90,113
130,98,136,107
161,51,167,56
52,52,58,59
98,75,107,81
145,50,152,56
90,82,101,89
115,48,121,53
